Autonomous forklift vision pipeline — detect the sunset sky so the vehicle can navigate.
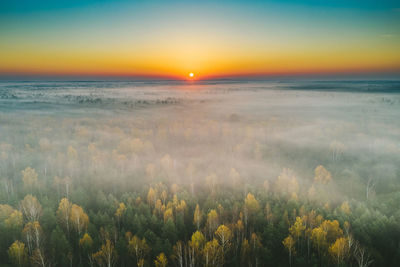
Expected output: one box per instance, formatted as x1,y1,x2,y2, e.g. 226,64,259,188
1,0,399,79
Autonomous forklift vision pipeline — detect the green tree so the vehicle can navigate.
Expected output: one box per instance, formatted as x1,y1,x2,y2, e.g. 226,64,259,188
50,226,72,266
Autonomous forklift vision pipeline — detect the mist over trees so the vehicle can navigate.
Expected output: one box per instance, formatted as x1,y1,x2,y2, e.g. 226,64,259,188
0,81,400,266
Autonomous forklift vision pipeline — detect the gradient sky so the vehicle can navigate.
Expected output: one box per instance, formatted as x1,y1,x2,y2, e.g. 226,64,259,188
1,0,399,79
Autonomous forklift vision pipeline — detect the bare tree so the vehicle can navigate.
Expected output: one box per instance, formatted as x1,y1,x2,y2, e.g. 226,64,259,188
366,176,375,201
353,241,373,267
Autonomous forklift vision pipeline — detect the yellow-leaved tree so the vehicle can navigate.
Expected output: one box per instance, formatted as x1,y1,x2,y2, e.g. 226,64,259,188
92,239,118,267
193,204,202,230
5,210,23,230
215,224,232,263
154,253,168,267
115,202,126,228
79,233,94,254
289,216,306,251
57,198,71,234
244,193,260,227
70,204,89,237
314,165,332,184
329,237,350,266
283,235,295,267
189,231,205,267
311,227,327,259
206,209,219,239
127,233,150,267
8,240,28,267
203,238,222,267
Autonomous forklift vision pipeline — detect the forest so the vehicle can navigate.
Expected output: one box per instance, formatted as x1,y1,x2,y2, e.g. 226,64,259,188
0,81,399,267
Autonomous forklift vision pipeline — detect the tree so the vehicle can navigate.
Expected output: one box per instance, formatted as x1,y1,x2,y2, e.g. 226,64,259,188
340,201,351,215
329,237,350,266
215,224,232,262
22,221,42,254
203,238,222,267
250,233,262,267
244,193,260,229
147,187,157,207
320,220,343,243
70,204,89,236
193,204,202,230
164,208,173,223
30,248,47,267
330,141,345,161
161,190,168,204
127,234,150,266
205,173,218,196
51,226,72,267
283,235,295,267
92,239,118,267
115,202,126,226
311,227,327,259
244,193,260,215
304,210,317,259
206,210,219,238
190,230,205,249
289,217,305,251
234,219,245,246
57,198,71,234
172,241,185,267
189,231,205,267
275,168,298,196
314,165,332,184
8,240,28,267
20,194,42,222
80,233,94,251
264,203,274,225
54,176,71,199
5,209,23,230
154,252,168,267
177,199,187,216
353,241,373,267
0,204,14,221
365,176,376,201
240,238,250,266
21,167,38,191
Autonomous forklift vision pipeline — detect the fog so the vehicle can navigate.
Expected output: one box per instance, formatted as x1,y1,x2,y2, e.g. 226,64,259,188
0,80,399,266
1,81,398,199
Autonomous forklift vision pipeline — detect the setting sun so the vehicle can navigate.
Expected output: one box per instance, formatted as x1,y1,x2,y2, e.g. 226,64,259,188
189,73,194,78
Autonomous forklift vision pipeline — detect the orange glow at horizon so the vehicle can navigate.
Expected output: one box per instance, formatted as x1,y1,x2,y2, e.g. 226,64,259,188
1,35,399,79
1,1,399,79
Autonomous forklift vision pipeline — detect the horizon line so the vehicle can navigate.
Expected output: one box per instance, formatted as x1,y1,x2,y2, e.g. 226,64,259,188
1,72,400,82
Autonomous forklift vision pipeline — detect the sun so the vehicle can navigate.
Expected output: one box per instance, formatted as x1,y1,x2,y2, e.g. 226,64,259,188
189,72,194,78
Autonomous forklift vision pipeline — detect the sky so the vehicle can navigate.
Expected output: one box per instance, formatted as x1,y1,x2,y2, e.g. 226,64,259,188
0,0,399,80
